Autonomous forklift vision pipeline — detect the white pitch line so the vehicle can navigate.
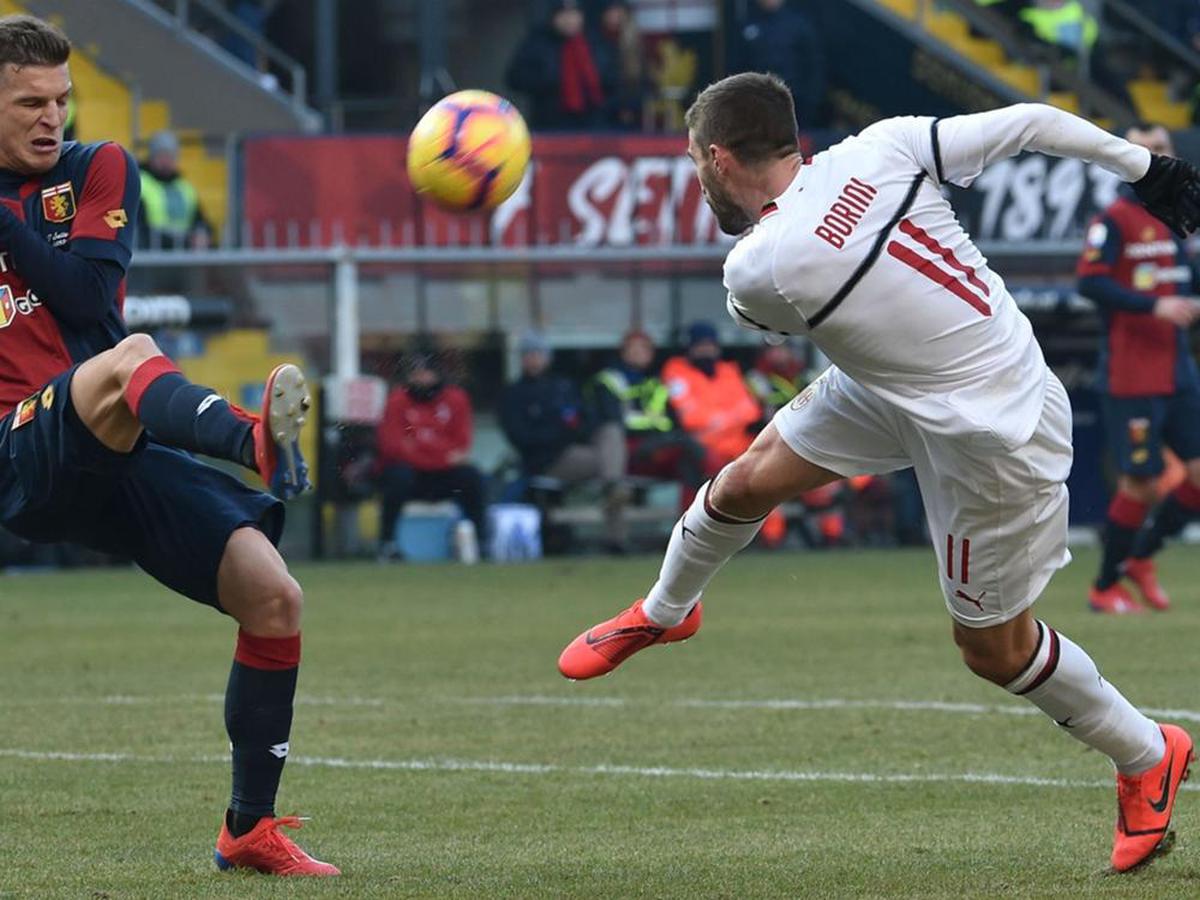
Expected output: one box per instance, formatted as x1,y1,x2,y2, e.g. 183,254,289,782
0,746,1181,792
7,693,1200,725
464,695,1200,724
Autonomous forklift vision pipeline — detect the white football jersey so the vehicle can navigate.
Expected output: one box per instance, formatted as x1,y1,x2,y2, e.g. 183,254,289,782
724,106,1148,451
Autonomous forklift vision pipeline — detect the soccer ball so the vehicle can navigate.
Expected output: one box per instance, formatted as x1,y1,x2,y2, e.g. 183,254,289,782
406,90,531,212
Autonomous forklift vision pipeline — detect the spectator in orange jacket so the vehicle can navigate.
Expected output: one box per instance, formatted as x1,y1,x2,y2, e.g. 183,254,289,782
661,321,762,473
376,353,485,557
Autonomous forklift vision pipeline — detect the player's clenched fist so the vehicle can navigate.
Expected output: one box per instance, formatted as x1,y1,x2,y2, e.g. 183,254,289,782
1133,154,1200,238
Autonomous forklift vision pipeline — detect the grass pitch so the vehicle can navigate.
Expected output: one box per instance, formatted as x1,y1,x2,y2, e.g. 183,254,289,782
2,547,1200,898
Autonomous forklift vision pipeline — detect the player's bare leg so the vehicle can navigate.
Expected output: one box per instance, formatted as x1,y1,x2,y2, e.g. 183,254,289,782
1123,457,1200,610
1090,473,1156,613
211,527,339,877
559,423,840,678
70,333,312,499
953,607,1191,872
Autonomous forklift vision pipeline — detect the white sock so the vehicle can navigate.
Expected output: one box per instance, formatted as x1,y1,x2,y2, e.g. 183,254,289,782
1005,621,1164,775
642,478,765,627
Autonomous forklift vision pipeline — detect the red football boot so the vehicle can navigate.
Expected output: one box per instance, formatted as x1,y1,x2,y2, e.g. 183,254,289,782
1088,583,1142,614
215,815,340,877
1124,557,1170,611
1112,724,1194,872
558,599,702,680
228,364,312,500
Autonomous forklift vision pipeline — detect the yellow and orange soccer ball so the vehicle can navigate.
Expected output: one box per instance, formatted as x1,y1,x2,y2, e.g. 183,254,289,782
406,90,531,212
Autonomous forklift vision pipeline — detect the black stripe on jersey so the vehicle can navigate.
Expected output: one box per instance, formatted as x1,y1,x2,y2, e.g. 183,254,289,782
732,304,790,336
808,172,925,330
930,118,944,185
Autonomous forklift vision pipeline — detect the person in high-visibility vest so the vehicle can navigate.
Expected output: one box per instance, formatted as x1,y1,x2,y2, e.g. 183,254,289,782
137,130,212,250
588,330,707,508
1019,0,1098,54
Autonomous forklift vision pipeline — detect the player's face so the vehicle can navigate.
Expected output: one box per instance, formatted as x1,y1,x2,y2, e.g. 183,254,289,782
0,63,70,175
687,133,755,236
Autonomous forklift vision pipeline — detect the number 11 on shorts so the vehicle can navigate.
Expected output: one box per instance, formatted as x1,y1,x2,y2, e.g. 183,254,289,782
946,533,970,584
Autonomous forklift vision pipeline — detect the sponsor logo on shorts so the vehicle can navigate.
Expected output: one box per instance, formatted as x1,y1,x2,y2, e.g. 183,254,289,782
1127,417,1150,446
790,387,815,411
268,742,290,759
954,588,986,612
40,384,54,410
12,395,37,429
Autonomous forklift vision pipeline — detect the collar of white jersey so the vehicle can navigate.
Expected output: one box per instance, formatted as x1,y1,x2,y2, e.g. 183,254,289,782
757,158,809,223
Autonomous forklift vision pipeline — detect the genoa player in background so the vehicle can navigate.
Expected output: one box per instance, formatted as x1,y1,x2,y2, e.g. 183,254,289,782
1079,123,1200,615
0,16,337,876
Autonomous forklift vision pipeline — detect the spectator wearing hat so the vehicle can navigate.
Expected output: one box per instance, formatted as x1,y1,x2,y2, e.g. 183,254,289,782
376,353,485,558
137,130,213,250
661,321,763,475
500,330,628,548
588,330,706,506
505,0,617,130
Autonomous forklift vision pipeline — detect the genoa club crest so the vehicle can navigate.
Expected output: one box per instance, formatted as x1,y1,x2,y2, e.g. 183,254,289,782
41,182,76,223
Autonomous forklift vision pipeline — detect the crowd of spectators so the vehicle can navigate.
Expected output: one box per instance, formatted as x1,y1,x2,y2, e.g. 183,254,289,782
364,326,917,563
505,0,829,131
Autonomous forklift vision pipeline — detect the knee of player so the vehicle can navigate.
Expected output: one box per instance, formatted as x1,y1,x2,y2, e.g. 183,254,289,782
709,460,760,512
256,576,304,634
954,636,1027,686
1117,475,1157,505
114,333,162,379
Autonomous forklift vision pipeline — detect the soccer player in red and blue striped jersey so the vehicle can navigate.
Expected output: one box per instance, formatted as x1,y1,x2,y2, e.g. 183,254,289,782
0,14,336,876
1077,123,1200,614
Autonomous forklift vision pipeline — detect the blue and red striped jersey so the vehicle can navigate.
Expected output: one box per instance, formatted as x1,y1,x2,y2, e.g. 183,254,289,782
0,140,138,415
1076,192,1199,397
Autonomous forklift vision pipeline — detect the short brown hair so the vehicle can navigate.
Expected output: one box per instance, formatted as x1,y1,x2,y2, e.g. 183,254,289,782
685,72,798,165
0,14,70,72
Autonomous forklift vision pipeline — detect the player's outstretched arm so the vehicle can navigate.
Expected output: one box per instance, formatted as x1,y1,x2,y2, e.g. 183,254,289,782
930,104,1200,236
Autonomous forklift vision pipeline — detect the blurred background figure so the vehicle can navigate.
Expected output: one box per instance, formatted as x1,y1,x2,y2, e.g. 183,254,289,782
376,349,485,561
661,322,786,544
137,130,213,250
1077,123,1200,613
730,0,825,127
593,0,646,129
745,340,809,415
589,330,707,508
505,0,614,130
662,321,761,477
501,330,628,551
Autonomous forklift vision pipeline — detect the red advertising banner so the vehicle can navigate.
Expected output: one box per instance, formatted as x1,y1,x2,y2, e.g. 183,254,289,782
240,133,813,249
241,131,1120,249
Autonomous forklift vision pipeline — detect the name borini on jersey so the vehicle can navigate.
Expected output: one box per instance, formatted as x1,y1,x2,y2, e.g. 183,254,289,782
814,177,879,249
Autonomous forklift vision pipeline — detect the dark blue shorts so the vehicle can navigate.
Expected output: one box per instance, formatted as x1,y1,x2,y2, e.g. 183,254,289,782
0,367,283,609
1102,388,1200,477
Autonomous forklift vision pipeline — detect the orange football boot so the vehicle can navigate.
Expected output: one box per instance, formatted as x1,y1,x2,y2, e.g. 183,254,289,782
227,364,312,500
215,815,340,877
1124,558,1170,611
1112,724,1194,873
1088,583,1142,614
558,599,702,680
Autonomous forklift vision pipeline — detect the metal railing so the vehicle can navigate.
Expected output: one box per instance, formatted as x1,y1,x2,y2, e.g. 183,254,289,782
129,241,1086,384
141,0,310,119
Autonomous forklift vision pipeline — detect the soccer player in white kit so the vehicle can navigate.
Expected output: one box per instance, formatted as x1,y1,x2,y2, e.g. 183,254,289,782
558,73,1200,872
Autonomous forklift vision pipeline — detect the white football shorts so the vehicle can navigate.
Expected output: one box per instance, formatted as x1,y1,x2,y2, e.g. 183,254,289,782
774,365,1072,627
